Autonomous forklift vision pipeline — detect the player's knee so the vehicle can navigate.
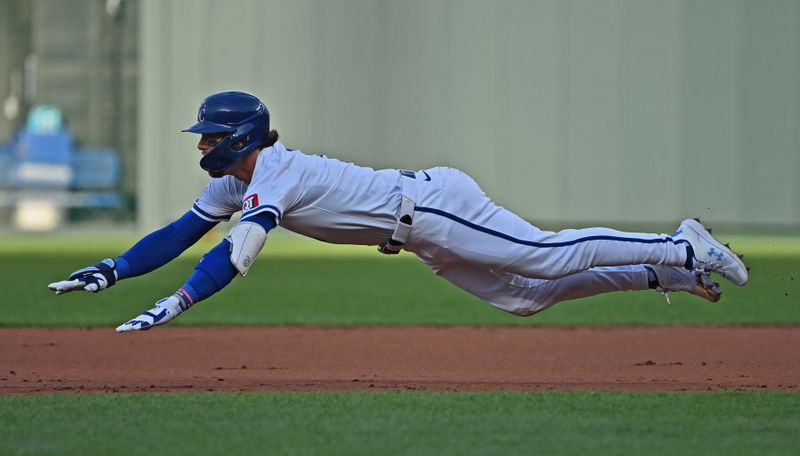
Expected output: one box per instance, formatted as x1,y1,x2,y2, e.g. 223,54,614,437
505,265,563,281
489,300,547,317
531,268,572,280
509,307,539,317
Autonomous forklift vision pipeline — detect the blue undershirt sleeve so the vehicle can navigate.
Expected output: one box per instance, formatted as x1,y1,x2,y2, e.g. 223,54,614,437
240,210,278,231
176,212,277,305
115,210,217,280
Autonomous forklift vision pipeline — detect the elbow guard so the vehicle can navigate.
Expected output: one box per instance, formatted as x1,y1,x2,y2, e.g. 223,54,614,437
226,221,268,276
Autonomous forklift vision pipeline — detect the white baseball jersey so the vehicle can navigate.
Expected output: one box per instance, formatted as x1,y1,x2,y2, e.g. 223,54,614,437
192,141,400,246
191,143,691,317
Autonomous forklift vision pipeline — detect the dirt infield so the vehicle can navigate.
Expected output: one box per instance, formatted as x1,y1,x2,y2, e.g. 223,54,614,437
1,326,798,393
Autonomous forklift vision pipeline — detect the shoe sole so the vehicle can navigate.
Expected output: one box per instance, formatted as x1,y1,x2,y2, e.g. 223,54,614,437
695,271,722,303
681,218,749,286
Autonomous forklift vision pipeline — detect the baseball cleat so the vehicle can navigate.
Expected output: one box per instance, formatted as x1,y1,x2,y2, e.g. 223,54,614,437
672,218,749,286
646,265,721,304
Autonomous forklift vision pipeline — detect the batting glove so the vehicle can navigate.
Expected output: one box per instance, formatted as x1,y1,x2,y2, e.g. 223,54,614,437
115,294,187,332
48,258,118,295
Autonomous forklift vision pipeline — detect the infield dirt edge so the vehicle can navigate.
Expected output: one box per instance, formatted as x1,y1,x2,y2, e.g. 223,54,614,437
2,326,797,394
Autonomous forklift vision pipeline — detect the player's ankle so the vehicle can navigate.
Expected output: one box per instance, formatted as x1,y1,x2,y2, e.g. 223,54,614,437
684,245,695,270
644,266,659,289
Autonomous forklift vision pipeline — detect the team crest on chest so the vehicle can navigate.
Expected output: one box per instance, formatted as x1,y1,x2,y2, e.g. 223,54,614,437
243,194,259,212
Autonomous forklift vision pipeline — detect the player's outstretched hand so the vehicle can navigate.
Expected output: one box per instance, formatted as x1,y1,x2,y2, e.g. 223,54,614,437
48,259,118,294
115,295,184,333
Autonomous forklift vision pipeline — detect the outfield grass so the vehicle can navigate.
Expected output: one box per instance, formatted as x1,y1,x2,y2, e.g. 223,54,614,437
1,232,798,326
1,391,798,456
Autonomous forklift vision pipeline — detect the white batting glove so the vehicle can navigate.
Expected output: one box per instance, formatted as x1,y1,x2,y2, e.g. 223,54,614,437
48,259,118,294
115,295,186,332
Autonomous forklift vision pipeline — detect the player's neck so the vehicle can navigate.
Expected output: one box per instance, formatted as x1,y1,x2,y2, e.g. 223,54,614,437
226,149,262,183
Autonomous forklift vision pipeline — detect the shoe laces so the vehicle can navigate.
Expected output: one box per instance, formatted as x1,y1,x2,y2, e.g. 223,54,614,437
695,261,719,273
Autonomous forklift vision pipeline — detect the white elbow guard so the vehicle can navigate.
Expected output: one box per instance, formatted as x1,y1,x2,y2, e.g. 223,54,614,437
226,221,268,276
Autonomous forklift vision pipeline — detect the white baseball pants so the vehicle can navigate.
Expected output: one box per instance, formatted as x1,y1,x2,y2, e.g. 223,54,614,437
403,167,688,316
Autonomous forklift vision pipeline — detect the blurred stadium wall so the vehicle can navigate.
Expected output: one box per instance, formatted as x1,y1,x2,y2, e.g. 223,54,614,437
138,0,799,232
3,1,799,232
0,0,137,226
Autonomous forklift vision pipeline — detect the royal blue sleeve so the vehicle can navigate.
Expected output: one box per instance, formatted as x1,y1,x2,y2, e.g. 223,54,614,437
240,210,278,231
175,212,277,305
176,239,238,306
115,211,217,280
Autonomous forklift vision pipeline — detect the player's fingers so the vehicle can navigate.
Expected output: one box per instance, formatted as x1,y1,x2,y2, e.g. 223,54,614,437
116,322,140,332
48,280,69,291
116,319,152,332
116,304,175,333
48,279,85,294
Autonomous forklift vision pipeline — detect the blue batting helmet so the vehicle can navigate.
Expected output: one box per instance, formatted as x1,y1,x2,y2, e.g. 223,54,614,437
183,91,270,173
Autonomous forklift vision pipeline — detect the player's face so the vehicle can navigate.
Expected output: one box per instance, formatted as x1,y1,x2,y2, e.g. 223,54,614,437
197,133,228,155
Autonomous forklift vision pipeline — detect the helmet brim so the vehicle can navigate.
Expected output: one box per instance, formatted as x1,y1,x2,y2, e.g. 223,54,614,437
182,120,236,134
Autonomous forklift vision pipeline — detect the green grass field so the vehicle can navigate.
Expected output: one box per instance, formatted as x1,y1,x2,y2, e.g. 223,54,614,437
2,233,799,455
1,232,798,326
2,391,799,456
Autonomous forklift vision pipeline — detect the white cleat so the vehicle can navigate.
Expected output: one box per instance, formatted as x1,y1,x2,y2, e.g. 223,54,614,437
672,218,749,286
647,265,721,304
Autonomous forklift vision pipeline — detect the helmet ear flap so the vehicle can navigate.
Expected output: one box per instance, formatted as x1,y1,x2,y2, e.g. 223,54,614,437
230,122,265,152
230,124,250,151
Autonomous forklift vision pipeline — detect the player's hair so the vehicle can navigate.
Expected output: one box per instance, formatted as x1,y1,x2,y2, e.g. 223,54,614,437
263,129,279,148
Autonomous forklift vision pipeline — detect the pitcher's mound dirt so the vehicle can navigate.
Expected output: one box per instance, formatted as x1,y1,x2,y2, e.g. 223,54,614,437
1,326,798,393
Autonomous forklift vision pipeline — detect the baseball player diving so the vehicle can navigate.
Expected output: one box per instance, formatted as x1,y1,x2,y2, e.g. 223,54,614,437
48,91,749,332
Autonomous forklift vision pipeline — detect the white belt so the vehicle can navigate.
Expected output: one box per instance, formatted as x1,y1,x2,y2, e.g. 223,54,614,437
378,170,418,254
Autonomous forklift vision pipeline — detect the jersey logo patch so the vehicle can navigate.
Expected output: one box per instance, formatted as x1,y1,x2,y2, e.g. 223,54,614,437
243,194,259,212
